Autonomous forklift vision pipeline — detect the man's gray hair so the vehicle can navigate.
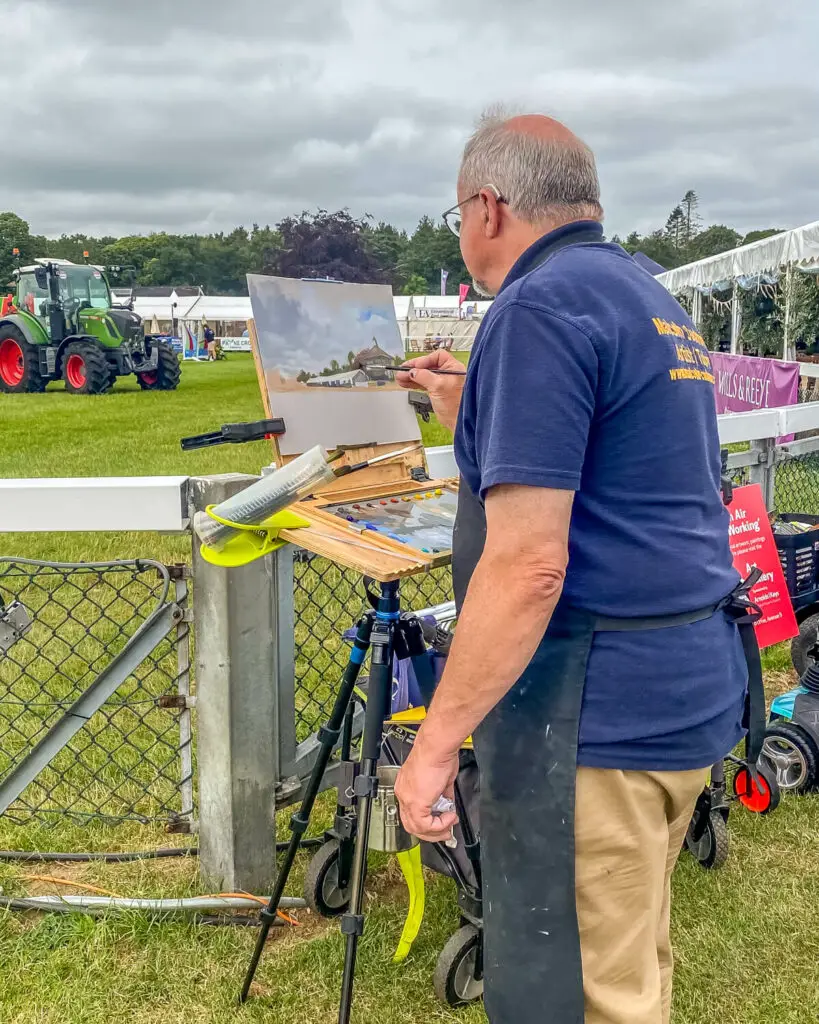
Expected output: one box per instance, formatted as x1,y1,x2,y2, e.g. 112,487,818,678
459,112,603,225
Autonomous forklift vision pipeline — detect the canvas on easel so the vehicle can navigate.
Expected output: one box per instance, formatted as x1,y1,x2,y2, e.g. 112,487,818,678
245,275,458,581
247,275,420,457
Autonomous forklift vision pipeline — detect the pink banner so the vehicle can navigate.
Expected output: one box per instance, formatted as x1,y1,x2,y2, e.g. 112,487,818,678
711,352,799,442
459,283,469,306
711,352,798,413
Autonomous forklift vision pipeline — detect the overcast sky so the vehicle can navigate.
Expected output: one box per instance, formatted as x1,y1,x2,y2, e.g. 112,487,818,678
4,0,818,241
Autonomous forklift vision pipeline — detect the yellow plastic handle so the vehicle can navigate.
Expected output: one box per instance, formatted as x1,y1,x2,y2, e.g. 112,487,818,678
199,506,311,568
393,845,426,962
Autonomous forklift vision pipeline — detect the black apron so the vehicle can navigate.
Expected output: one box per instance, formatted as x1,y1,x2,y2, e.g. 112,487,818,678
451,240,764,1024
455,482,763,1023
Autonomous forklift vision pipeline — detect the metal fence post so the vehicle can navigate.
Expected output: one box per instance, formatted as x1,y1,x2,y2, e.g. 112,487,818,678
190,474,292,892
748,437,776,510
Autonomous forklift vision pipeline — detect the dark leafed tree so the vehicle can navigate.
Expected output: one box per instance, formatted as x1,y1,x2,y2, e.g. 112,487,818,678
401,216,470,294
665,205,687,250
742,228,783,245
636,230,685,269
364,221,409,290
264,209,391,283
621,231,641,253
688,225,742,261
680,190,701,244
0,212,34,288
402,272,429,295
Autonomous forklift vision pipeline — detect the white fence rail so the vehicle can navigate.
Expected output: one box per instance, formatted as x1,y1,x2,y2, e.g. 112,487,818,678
3,420,819,888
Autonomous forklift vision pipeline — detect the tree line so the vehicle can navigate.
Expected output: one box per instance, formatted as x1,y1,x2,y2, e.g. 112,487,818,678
0,191,786,301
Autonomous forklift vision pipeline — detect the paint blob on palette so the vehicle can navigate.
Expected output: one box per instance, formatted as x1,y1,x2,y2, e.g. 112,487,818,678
323,488,457,554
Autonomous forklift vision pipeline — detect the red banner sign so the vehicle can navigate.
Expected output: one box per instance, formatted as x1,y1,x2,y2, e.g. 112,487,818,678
726,484,798,649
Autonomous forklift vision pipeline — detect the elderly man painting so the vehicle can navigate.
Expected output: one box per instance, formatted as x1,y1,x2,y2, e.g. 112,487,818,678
394,112,758,1024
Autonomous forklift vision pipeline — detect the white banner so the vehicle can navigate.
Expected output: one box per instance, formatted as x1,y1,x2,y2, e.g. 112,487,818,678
220,337,252,352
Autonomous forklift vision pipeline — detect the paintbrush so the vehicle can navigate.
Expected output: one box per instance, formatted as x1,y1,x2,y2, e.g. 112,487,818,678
330,443,422,478
365,365,467,377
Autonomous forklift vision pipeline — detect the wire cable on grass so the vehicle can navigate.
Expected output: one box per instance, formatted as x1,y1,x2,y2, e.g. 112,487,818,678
0,838,322,863
0,848,199,863
8,881,300,925
0,895,305,914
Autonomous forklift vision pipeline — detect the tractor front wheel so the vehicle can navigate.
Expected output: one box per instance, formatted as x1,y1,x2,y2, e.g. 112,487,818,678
137,340,180,391
62,341,112,395
0,326,46,393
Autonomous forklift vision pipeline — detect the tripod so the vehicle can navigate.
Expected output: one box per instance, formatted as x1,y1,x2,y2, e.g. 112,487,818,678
239,578,440,1022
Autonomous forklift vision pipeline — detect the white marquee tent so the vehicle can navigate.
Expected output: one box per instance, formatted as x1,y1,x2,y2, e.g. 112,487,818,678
183,295,253,324
132,293,200,322
657,221,819,293
394,294,492,351
657,220,819,358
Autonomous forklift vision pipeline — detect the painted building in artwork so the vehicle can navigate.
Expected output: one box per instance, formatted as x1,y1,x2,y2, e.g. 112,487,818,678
352,340,394,380
305,369,369,388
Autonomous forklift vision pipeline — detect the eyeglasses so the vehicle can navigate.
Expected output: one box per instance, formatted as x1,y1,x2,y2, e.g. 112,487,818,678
442,184,506,237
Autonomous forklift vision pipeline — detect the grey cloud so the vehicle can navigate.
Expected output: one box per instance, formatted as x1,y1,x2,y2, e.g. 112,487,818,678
27,0,349,43
3,0,817,242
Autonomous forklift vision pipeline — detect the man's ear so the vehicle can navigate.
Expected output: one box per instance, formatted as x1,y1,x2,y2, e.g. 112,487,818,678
482,189,502,240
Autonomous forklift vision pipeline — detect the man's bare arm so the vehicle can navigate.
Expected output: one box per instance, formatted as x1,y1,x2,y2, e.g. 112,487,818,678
414,483,573,760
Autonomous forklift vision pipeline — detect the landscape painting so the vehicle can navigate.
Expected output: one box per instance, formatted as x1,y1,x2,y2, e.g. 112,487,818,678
247,275,420,455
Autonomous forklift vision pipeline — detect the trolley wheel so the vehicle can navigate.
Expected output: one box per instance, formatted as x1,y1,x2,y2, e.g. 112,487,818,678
733,760,780,814
433,925,484,1007
790,612,819,677
761,722,819,794
685,809,729,870
303,839,350,918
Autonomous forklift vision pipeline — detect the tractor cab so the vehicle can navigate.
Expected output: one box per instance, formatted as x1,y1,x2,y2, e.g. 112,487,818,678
15,260,113,340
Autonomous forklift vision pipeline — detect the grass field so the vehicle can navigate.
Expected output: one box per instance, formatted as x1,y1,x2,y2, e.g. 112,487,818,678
1,355,819,1023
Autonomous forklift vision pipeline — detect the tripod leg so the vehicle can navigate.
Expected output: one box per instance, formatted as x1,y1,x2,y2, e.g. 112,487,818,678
239,613,373,1003
335,699,359,891
338,616,394,1024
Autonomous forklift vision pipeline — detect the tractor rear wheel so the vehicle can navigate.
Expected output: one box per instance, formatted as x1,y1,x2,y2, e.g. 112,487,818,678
137,339,180,391
62,340,112,395
0,326,46,393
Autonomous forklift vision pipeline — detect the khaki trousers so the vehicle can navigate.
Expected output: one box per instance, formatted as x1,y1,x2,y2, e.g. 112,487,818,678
575,766,708,1024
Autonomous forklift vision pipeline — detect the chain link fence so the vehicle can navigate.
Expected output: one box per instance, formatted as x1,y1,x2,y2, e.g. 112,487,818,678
293,554,452,740
0,559,193,827
775,450,819,516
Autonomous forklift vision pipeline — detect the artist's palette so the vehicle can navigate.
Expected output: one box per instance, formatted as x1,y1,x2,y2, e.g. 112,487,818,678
323,488,457,554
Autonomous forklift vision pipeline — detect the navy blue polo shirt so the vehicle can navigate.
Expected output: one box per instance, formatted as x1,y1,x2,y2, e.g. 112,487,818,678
455,221,747,770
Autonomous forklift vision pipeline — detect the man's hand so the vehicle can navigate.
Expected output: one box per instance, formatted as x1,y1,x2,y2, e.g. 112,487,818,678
395,350,465,433
394,738,460,843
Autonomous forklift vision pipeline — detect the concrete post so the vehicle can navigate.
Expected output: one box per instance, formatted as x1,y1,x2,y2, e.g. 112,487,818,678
748,438,776,511
190,474,287,892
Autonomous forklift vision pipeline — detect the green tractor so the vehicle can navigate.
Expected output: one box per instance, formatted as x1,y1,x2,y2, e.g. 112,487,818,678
0,259,180,395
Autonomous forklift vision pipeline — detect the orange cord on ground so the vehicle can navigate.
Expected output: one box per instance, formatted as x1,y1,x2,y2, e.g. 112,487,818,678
21,875,123,898
207,892,299,926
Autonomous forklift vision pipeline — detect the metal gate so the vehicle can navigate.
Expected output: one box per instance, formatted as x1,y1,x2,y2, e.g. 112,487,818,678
0,558,193,829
